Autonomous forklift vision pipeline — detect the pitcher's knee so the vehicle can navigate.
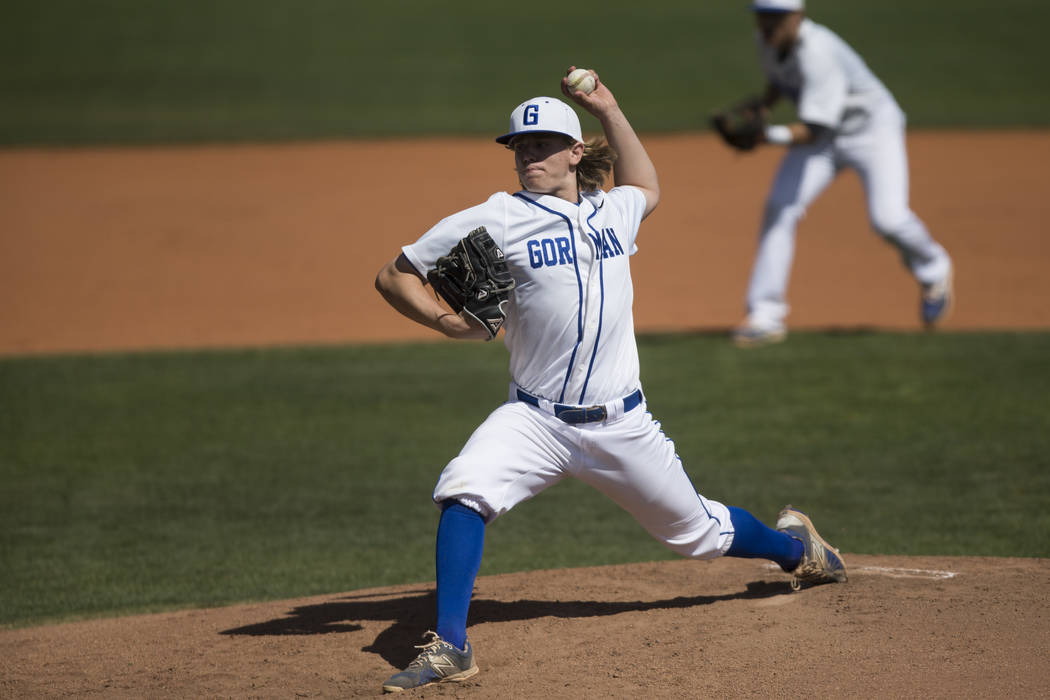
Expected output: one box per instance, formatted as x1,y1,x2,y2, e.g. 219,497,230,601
647,500,733,559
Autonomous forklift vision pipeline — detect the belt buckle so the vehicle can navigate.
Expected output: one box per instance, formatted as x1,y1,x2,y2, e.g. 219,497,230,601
556,404,607,424
585,406,608,422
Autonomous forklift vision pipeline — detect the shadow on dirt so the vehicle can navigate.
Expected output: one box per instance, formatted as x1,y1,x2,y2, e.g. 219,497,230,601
221,578,790,666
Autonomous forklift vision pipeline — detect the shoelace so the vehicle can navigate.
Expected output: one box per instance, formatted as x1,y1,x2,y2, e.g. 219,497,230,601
406,631,450,667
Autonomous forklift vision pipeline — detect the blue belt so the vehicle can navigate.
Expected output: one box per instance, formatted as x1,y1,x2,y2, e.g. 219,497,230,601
515,388,643,424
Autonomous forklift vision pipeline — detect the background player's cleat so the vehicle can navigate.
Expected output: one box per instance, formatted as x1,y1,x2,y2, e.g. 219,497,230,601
382,631,479,693
776,505,848,591
920,266,954,328
731,323,787,348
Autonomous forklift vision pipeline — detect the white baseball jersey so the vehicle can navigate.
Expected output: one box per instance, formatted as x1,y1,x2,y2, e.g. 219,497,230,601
403,185,733,559
403,187,646,405
757,18,901,134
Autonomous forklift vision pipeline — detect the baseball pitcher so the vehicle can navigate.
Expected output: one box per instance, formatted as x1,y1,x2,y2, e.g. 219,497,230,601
374,66,847,693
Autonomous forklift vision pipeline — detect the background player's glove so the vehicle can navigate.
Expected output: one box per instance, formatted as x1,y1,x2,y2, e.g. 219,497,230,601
427,226,516,341
710,97,766,152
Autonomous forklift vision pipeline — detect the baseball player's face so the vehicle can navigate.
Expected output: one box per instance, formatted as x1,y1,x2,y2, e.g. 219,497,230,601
510,133,583,197
755,11,802,51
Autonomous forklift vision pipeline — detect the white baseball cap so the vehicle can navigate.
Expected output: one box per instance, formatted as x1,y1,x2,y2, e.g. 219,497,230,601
495,97,583,145
751,0,804,12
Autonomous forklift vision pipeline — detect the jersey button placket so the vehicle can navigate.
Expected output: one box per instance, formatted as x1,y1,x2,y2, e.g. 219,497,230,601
575,209,603,389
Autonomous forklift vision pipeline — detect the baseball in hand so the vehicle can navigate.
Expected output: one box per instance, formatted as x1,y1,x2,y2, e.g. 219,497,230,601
566,68,596,95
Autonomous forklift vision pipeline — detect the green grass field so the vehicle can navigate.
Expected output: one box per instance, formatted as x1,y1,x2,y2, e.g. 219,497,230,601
2,0,1048,145
2,332,1048,628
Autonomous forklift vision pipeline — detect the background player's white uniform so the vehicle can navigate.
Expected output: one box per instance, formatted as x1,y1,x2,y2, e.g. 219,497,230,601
402,186,733,559
744,18,952,333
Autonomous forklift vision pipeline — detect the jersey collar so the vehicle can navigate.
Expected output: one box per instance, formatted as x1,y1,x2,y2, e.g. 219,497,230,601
515,190,585,217
516,189,605,216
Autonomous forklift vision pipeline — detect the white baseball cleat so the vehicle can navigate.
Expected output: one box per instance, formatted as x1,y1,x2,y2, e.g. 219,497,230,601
731,323,787,348
921,265,954,328
776,505,848,591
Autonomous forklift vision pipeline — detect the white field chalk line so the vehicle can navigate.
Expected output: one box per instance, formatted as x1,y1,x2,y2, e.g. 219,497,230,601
764,564,958,580
853,566,958,579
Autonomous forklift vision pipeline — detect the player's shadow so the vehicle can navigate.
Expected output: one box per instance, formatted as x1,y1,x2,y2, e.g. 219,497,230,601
221,579,790,668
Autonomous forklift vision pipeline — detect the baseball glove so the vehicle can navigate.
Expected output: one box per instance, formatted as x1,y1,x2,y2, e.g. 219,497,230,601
427,226,516,341
710,98,766,152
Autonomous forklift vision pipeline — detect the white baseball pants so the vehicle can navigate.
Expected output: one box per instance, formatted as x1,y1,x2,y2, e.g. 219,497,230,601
433,398,734,560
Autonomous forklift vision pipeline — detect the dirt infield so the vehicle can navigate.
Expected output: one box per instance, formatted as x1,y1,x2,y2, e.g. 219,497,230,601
2,133,1049,697
2,557,1048,698
2,131,1049,355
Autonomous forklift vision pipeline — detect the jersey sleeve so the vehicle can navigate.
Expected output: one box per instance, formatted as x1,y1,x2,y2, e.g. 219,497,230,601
603,185,647,254
795,38,848,128
401,193,507,277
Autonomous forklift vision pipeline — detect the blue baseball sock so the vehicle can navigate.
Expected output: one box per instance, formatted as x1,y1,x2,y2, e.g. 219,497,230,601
435,501,485,651
725,506,803,572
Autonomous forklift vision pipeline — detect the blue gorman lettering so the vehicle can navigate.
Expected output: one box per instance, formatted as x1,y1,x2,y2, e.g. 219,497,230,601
527,229,624,269
589,228,625,259
527,237,573,268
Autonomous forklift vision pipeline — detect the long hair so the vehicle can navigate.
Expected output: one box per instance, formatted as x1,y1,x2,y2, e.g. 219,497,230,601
576,136,617,192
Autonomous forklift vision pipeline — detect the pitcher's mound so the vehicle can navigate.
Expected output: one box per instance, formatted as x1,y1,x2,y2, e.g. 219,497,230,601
2,555,1048,698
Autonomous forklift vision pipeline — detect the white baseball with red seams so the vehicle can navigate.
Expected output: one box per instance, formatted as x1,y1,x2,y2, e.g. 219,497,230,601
566,68,596,95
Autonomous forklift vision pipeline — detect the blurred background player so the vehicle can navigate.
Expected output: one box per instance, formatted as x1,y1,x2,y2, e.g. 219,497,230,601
726,0,954,347
374,67,846,693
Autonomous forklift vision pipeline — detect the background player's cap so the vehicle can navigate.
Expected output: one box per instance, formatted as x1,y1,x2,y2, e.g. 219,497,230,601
751,0,804,12
495,97,583,145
